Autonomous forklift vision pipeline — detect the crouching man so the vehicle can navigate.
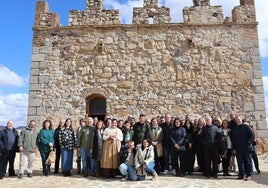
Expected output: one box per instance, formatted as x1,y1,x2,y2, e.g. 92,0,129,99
119,140,137,181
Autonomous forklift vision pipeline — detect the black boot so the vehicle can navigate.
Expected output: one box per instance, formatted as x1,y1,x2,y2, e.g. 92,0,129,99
77,158,81,175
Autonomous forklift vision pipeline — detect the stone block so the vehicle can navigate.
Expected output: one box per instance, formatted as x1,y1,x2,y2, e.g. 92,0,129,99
28,107,37,116
28,98,42,107
39,75,50,84
30,76,38,84
252,79,264,86
254,102,266,111
32,54,44,62
243,102,254,111
29,84,41,91
218,97,232,103
254,94,265,102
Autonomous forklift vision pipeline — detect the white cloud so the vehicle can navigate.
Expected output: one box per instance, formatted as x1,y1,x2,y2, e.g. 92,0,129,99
0,65,25,87
264,76,268,123
0,93,28,128
264,76,268,92
255,0,268,58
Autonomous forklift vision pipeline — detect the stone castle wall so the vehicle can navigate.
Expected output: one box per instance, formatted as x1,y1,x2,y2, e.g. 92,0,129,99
29,0,267,135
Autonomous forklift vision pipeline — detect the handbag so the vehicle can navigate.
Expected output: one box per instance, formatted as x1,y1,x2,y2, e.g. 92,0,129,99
46,150,56,164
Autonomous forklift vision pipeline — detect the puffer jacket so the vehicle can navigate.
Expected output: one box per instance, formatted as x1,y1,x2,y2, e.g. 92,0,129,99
134,144,154,169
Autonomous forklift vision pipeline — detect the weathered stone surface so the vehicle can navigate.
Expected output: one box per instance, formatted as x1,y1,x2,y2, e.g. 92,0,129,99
28,0,267,131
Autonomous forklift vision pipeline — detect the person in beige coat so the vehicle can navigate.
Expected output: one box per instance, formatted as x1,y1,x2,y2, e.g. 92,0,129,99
134,139,158,180
100,119,123,178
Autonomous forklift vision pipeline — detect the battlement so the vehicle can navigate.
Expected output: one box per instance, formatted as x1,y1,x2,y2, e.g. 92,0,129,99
34,0,257,27
69,0,120,26
34,1,60,27
133,0,170,24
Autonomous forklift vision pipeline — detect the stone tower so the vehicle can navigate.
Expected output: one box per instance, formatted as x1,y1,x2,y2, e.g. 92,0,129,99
29,0,267,136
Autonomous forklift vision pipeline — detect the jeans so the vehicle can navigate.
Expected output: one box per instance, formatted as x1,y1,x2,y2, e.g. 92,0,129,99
61,148,73,172
236,151,253,177
163,147,171,170
81,147,95,175
119,163,137,180
145,162,156,174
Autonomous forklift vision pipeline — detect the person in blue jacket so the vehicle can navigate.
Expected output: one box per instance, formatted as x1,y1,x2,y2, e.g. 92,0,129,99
0,120,19,179
232,116,254,181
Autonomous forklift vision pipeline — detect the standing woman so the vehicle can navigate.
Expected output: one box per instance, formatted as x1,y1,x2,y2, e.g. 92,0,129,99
59,118,77,177
221,119,232,176
37,119,54,176
170,118,186,177
92,120,105,178
193,118,205,173
183,119,195,175
101,119,123,178
53,119,65,174
146,117,163,174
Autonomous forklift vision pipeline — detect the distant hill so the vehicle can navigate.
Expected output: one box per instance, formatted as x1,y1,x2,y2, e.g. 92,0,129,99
17,126,27,130
0,125,26,130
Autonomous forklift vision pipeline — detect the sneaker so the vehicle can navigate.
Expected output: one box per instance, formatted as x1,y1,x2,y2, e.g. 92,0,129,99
172,169,176,176
27,173,33,178
120,175,128,182
152,172,158,181
163,170,168,175
245,176,251,181
18,174,23,179
257,170,261,174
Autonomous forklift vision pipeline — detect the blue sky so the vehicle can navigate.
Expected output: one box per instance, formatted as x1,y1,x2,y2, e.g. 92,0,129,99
0,0,267,127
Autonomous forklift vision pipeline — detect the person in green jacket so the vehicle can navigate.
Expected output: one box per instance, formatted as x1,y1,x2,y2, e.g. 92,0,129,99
37,119,54,176
77,117,95,177
17,120,38,179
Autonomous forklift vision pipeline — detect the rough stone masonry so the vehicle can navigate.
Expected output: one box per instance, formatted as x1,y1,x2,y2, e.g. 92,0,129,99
29,0,267,136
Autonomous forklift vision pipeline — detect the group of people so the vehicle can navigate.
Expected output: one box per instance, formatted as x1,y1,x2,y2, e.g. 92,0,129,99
0,111,261,182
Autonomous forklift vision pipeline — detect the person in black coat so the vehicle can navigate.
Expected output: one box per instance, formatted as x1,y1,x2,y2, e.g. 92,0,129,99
53,119,65,174
184,119,195,175
201,116,222,178
170,118,186,177
232,116,254,181
92,120,105,178
0,120,19,179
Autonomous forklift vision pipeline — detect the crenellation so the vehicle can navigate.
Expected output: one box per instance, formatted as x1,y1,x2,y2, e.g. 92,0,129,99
34,1,60,27
183,5,224,24
133,0,170,24
86,0,103,11
240,0,255,6
232,4,256,23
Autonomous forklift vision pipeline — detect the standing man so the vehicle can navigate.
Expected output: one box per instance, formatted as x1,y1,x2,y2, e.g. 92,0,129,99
17,120,38,179
232,116,254,181
160,114,174,175
77,117,95,177
0,120,19,179
201,116,222,178
133,114,148,146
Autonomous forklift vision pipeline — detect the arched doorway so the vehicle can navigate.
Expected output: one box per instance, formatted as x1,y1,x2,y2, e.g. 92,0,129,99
86,94,106,121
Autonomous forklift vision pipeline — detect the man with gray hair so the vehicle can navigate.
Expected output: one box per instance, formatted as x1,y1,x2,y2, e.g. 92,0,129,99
201,115,222,178
0,120,19,179
232,116,254,181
